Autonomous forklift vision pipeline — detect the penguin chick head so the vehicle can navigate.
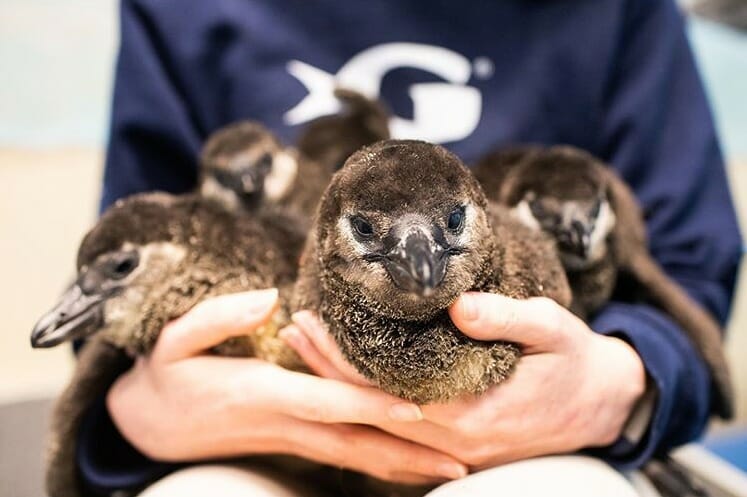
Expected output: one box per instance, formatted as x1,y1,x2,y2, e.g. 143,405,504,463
200,121,298,211
501,146,616,270
31,194,192,349
317,140,493,321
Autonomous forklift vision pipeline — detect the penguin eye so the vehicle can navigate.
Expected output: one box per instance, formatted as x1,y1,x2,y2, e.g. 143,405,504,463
447,206,465,232
350,216,374,238
529,199,546,219
107,251,140,279
211,168,233,187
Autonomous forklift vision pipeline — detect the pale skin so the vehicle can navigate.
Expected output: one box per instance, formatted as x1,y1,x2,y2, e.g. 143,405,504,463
108,289,645,484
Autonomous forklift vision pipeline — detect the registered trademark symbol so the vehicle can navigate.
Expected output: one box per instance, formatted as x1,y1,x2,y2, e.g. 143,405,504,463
472,56,494,79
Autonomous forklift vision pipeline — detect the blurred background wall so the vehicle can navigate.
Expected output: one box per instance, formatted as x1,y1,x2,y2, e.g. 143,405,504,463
0,1,745,493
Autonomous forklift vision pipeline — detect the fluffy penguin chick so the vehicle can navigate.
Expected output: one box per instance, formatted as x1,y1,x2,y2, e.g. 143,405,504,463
297,88,390,171
30,192,305,497
474,145,734,419
31,192,304,357
200,120,332,220
294,140,571,404
475,145,617,316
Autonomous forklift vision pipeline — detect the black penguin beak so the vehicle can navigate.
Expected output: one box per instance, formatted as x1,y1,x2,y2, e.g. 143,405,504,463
240,169,264,195
382,231,447,296
30,284,105,348
557,221,592,259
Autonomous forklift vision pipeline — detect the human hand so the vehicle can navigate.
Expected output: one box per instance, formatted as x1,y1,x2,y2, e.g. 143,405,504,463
107,289,467,484
286,293,646,470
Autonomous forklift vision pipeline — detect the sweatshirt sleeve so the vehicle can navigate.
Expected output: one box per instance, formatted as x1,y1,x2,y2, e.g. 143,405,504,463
587,0,742,469
99,0,202,212
77,0,200,494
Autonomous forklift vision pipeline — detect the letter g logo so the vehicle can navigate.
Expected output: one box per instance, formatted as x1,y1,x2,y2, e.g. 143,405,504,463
284,43,484,144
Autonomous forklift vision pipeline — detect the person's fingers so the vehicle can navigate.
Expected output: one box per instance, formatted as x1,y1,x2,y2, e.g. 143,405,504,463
377,418,471,456
448,293,572,351
255,367,423,425
153,289,278,363
284,420,468,483
279,324,350,382
291,311,371,385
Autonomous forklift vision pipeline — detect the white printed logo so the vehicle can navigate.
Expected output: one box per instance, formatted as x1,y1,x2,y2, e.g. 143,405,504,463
284,43,488,144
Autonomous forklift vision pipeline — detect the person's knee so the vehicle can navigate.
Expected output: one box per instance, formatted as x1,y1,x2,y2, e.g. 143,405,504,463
138,464,314,497
426,456,640,497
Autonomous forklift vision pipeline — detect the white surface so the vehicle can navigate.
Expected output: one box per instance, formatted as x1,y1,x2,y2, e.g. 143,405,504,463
429,456,642,497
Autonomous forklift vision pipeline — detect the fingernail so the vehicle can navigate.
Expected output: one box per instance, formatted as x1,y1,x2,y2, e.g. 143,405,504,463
249,288,278,313
388,403,423,422
292,311,325,337
291,311,310,326
458,294,479,321
278,326,299,342
437,462,468,480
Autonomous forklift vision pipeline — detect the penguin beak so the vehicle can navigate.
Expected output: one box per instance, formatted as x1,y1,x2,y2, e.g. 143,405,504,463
382,231,448,296
557,220,592,259
30,284,105,348
210,163,266,197
240,169,264,195
242,153,273,195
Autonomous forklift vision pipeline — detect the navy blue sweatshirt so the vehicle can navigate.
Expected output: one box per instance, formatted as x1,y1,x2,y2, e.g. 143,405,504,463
79,0,743,494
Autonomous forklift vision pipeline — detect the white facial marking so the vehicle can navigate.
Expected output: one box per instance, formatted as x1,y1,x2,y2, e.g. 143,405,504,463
456,203,478,246
200,176,240,211
104,242,188,330
588,200,616,262
337,215,370,257
510,200,541,230
264,150,298,200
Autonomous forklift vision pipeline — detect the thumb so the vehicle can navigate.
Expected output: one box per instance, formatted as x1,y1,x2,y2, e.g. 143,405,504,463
153,289,278,363
448,292,568,351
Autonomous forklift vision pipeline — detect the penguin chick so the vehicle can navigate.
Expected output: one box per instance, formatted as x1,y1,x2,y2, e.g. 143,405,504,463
200,120,332,221
474,145,734,419
200,121,286,212
296,88,390,171
475,145,618,315
31,192,304,358
30,192,305,497
293,140,571,404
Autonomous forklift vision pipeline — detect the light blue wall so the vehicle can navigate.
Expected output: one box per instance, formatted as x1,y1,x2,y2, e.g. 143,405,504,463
0,0,117,148
688,19,747,158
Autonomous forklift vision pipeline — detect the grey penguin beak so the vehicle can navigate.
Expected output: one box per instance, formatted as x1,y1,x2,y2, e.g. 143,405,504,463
242,153,273,195
382,231,447,296
240,166,270,195
30,284,105,348
557,220,592,259
241,173,258,193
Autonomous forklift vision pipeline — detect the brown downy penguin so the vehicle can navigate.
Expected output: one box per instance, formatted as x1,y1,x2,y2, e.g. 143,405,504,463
293,139,571,404
296,88,391,172
474,145,617,317
30,192,306,497
199,120,332,222
473,145,734,419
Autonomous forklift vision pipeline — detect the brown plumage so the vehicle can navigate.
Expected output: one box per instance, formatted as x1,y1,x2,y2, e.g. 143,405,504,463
474,144,734,419
293,139,571,404
297,88,391,172
31,192,306,497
